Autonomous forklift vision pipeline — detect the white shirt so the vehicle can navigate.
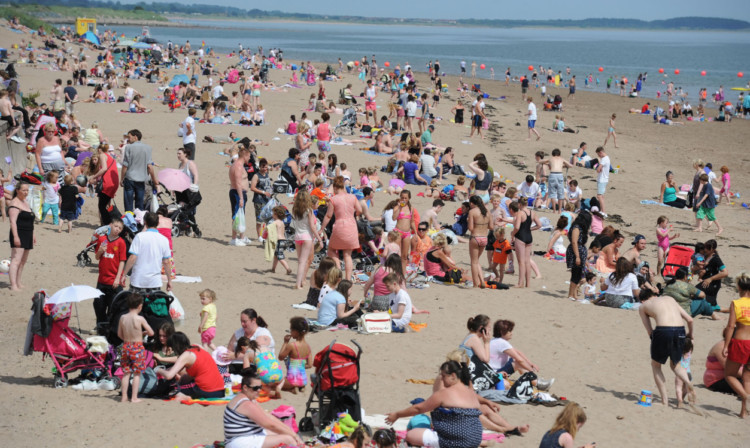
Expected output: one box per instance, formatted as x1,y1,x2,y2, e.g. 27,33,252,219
128,229,171,289
518,181,540,198
406,101,418,117
604,273,639,296
421,154,438,177
489,338,513,370
233,326,276,354
182,116,196,145
366,86,376,101
383,209,396,232
389,289,412,329
212,84,224,100
472,100,485,117
567,186,582,201
597,155,611,183
42,182,59,204
528,102,537,121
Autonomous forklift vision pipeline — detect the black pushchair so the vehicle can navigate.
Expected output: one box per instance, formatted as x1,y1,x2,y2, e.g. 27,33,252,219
302,340,363,434
104,290,174,346
173,189,203,237
334,107,358,136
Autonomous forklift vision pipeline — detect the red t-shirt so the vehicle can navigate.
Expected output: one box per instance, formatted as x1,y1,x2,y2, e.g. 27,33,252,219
96,235,127,285
186,347,224,392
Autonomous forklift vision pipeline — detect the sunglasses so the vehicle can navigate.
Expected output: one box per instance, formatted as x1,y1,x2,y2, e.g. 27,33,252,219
418,228,428,231
248,385,262,391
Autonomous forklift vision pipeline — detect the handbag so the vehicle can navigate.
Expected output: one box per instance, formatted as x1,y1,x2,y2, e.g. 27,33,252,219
358,312,392,334
96,156,114,194
468,353,500,392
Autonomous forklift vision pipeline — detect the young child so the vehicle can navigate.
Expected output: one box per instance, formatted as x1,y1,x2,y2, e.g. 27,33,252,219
0,167,12,221
267,206,292,275
583,272,598,302
717,165,731,204
117,293,154,403
491,227,513,283
359,167,371,188
656,216,680,274
367,167,382,190
694,173,723,235
384,273,413,332
424,179,440,197
454,175,469,201
372,428,398,448
41,171,60,226
198,289,218,351
539,402,594,448
317,266,343,306
237,336,284,398
382,230,401,259
93,217,127,329
278,316,312,393
675,338,693,409
58,174,85,233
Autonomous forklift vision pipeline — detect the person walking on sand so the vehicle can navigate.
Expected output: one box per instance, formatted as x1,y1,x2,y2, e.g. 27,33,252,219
595,146,610,216
526,98,541,141
229,147,252,246
639,289,698,409
471,61,477,78
567,76,576,99
602,113,619,148
469,95,485,140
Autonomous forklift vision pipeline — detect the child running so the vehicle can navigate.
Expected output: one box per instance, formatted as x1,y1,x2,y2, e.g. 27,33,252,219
278,316,312,393
267,206,293,275
717,166,732,204
117,293,154,403
655,216,680,274
198,289,218,351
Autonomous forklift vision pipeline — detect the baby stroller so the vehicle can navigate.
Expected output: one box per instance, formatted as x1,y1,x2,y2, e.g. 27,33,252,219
302,340,363,434
334,107,358,136
157,185,203,238
661,243,695,282
26,291,115,388
104,290,174,346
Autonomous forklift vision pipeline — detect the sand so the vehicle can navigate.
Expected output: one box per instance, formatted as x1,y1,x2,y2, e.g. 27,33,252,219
1,25,750,448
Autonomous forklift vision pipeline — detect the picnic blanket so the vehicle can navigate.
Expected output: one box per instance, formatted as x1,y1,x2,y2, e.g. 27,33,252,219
120,109,152,113
361,150,392,157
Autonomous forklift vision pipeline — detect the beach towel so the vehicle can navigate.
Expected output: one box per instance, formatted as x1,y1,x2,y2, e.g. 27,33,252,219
173,276,203,283
120,109,151,113
361,150,392,157
640,200,671,207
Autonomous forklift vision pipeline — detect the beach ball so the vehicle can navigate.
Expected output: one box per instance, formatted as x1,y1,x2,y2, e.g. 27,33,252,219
480,64,486,70
598,67,604,72
739,72,745,78
354,61,359,66
658,68,664,74
384,61,390,67
674,69,680,75
700,70,706,76
528,65,533,71
0,259,9,274
623,77,628,84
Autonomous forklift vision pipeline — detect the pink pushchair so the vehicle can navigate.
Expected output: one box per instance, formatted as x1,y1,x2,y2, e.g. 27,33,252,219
26,291,115,388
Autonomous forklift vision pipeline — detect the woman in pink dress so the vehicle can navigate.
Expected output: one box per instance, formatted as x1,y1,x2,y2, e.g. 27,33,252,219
321,176,362,281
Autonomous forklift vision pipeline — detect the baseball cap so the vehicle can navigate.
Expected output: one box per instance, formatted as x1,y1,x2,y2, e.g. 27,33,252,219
632,234,646,245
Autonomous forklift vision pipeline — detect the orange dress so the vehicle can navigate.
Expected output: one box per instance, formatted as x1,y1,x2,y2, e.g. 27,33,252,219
328,193,359,250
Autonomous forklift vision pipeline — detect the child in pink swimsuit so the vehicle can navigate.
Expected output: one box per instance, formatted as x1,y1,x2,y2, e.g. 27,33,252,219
656,215,680,274
718,166,731,204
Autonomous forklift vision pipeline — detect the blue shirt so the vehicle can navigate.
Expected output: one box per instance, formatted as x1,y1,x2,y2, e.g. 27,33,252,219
317,291,345,326
403,162,418,184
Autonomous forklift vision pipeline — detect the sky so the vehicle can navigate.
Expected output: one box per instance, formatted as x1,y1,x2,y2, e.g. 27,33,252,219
118,0,750,22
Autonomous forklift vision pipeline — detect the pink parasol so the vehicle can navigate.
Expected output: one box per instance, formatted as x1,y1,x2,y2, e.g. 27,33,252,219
157,168,191,192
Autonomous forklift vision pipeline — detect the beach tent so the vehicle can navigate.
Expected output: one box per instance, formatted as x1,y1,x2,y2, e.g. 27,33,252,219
82,31,100,46
169,74,190,87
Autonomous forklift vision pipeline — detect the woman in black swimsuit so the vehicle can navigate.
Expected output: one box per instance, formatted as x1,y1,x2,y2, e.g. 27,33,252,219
509,199,541,288
451,99,465,124
8,182,35,291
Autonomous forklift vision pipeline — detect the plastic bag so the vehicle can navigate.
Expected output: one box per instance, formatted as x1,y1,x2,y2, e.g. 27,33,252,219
168,292,185,323
233,211,247,234
259,197,279,223
150,190,159,213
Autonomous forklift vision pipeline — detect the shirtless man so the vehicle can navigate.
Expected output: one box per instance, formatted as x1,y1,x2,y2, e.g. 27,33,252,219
382,128,396,154
639,290,698,409
623,234,648,269
538,148,574,213
51,78,64,115
229,147,251,246
422,199,445,230
117,293,154,403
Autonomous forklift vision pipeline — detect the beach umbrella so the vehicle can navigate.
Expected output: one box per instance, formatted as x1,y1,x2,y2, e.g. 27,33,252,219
169,74,190,87
74,151,93,167
82,31,100,46
158,168,191,192
47,284,103,305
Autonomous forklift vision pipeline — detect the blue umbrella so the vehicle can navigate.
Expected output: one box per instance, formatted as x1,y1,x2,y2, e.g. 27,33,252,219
169,74,189,87
82,31,100,46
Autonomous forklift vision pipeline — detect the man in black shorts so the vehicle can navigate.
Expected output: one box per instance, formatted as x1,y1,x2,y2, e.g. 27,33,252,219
639,290,697,408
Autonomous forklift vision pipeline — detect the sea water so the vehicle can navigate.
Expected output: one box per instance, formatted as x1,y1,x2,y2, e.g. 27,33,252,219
109,20,750,101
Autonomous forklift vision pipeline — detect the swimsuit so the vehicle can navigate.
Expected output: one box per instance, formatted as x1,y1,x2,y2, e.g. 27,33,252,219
515,211,533,245
121,341,147,375
284,342,308,387
255,351,283,384
430,407,483,448
650,326,686,365
657,229,670,251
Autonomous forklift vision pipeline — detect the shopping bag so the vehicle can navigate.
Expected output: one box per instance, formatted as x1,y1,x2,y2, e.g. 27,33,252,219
150,189,159,213
233,211,246,233
168,292,185,323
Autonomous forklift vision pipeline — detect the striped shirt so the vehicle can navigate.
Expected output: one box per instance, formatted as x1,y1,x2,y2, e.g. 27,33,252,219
223,398,266,442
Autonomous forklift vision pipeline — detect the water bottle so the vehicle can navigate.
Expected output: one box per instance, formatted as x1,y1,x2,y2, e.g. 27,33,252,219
225,383,232,397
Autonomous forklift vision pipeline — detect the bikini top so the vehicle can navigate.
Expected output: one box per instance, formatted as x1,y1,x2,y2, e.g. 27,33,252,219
733,296,750,326
397,207,412,220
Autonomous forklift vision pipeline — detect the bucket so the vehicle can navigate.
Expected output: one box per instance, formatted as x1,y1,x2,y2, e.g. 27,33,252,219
637,390,652,407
